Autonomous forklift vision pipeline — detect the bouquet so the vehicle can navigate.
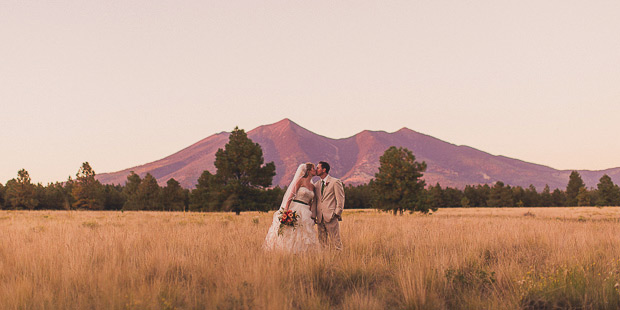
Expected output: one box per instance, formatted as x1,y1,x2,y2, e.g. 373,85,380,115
277,209,300,236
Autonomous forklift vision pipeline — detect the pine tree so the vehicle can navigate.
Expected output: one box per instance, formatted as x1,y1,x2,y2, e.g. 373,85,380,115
162,178,186,211
566,171,585,206
577,187,591,206
523,184,540,207
344,184,374,209
124,171,142,196
540,185,553,207
39,182,70,210
103,184,125,210
512,186,525,207
443,187,464,207
464,185,490,208
212,127,276,214
215,127,276,188
487,181,514,207
428,183,444,209
64,176,76,208
189,170,219,211
72,162,104,210
460,196,471,208
551,189,566,206
122,172,142,210
371,146,429,214
0,182,5,209
5,169,38,210
596,174,620,206
133,173,162,210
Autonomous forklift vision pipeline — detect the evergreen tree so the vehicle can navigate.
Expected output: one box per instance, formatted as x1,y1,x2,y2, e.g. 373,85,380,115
162,178,186,211
588,188,600,207
443,187,464,207
72,162,104,210
566,171,585,206
261,186,285,211
487,181,513,207
5,169,38,210
523,185,540,207
103,184,125,210
463,185,476,207
132,173,162,210
460,196,471,208
64,176,76,208
596,174,620,206
464,185,489,207
511,186,525,207
371,146,429,214
212,127,276,214
540,185,553,207
182,188,191,209
122,172,142,210
428,183,445,209
551,189,566,207
189,170,219,211
4,180,18,209
0,182,5,209
39,182,70,210
577,187,591,206
344,183,375,209
124,171,142,196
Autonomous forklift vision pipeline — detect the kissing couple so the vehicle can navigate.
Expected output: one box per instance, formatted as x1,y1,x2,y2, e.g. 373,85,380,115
263,161,345,253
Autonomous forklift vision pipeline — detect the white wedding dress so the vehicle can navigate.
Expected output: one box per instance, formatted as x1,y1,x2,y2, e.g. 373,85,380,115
263,186,319,253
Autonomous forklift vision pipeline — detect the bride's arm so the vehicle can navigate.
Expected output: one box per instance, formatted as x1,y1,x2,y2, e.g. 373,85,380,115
284,178,303,211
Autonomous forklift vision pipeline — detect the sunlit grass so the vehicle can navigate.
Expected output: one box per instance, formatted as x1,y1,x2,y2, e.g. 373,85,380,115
1,207,620,309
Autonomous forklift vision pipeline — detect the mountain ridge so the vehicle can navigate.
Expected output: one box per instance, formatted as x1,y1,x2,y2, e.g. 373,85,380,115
96,118,620,190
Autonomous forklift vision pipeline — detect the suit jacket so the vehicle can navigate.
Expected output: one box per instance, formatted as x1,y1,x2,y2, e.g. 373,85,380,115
311,175,345,222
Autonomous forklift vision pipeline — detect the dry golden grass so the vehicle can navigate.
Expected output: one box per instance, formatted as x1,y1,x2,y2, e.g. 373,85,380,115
2,207,620,309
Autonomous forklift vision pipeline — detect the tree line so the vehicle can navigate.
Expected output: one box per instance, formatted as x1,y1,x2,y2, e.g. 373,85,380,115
344,146,620,213
2,128,619,213
0,128,284,213
346,170,620,210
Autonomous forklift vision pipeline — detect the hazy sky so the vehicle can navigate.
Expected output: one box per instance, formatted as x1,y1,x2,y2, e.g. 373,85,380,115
2,0,619,184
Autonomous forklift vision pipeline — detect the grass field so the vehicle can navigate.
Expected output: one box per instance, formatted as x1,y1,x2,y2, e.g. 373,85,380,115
2,207,620,309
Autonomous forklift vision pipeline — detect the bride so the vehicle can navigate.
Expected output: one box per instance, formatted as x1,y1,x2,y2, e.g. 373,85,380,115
263,163,320,253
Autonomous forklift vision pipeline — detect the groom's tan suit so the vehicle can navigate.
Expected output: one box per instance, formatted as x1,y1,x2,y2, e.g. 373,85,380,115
311,175,345,250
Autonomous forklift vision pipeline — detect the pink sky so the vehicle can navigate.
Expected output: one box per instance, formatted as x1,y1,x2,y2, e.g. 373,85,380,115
1,0,619,184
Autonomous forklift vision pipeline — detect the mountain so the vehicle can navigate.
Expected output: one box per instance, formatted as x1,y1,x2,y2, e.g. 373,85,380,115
96,119,620,190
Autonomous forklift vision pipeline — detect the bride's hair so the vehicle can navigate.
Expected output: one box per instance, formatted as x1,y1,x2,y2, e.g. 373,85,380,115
302,162,314,178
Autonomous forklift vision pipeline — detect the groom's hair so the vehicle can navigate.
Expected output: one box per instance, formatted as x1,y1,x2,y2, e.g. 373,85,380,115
319,161,330,174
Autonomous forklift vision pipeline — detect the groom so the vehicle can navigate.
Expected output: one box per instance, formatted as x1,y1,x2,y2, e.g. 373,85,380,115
311,161,345,250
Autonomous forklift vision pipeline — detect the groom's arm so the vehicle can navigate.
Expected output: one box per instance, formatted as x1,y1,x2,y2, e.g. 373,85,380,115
334,179,345,218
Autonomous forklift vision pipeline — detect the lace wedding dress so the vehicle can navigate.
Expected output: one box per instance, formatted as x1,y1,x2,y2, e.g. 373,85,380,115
263,186,320,253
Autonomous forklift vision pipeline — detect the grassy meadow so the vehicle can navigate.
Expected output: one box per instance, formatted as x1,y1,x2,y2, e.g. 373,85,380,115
2,207,620,309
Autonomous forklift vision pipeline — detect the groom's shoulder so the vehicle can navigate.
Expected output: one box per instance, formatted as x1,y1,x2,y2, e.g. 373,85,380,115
331,177,345,189
329,176,343,184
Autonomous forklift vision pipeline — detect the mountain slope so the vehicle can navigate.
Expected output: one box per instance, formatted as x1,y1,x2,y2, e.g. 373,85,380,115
96,119,620,190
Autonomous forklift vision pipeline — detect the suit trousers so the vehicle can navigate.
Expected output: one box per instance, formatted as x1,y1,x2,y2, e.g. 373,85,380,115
317,217,342,250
